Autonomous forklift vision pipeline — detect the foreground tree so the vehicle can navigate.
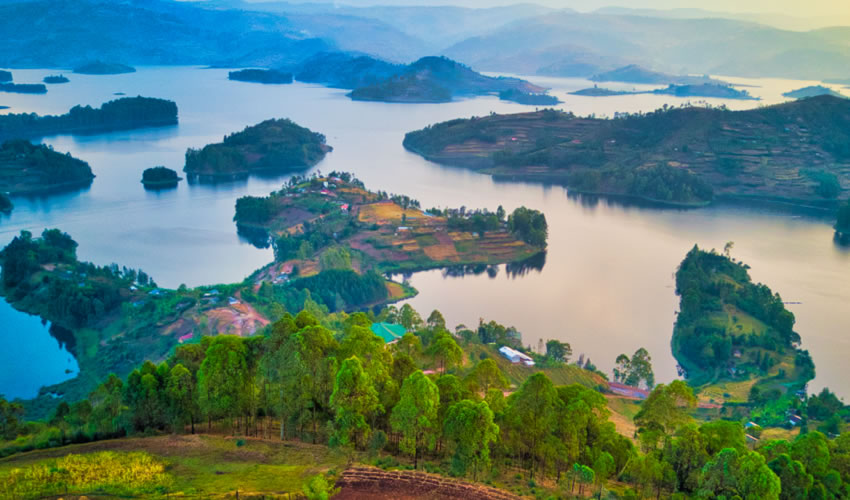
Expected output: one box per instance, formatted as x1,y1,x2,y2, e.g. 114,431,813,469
443,399,499,480
330,356,381,450
391,371,439,469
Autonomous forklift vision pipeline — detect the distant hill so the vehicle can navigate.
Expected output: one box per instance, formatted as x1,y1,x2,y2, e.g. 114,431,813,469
653,83,755,100
228,69,293,84
404,95,850,207
183,119,330,180
783,85,846,99
0,139,94,194
0,70,10,82
590,65,728,86
73,62,135,75
294,52,403,89
348,56,548,104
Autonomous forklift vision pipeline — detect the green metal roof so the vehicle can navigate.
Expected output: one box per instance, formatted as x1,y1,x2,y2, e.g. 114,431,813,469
370,322,407,344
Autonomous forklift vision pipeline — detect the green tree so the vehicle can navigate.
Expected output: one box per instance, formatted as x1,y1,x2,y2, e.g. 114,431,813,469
545,339,572,363
391,370,439,469
504,372,557,478
427,331,463,375
302,473,340,500
330,356,381,450
197,336,251,434
443,399,500,480
634,380,696,445
399,303,423,331
593,452,615,499
768,453,813,500
465,358,508,394
700,448,780,500
0,395,24,440
394,333,422,358
427,309,446,330
166,363,196,433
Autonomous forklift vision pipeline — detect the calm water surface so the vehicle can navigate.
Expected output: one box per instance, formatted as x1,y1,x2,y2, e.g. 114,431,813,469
0,67,847,400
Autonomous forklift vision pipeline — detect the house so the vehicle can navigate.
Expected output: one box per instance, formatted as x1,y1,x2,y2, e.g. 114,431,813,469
789,414,803,426
178,333,194,344
370,322,407,344
498,346,535,366
745,421,759,429
608,382,649,400
228,297,240,306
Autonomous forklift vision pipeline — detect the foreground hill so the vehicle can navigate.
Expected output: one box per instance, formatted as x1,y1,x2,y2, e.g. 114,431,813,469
348,56,550,104
404,95,850,207
0,140,94,195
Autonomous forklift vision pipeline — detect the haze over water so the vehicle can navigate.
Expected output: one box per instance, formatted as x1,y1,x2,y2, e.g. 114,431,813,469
0,67,847,400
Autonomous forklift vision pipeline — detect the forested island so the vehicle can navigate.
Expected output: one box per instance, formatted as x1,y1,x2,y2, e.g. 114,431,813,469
572,84,754,100
73,62,135,75
404,95,850,207
141,166,181,187
674,245,814,425
183,118,330,180
570,86,632,97
0,140,94,194
0,82,47,94
591,64,730,86
0,96,178,142
783,85,846,100
498,89,560,105
43,75,69,84
348,56,552,104
228,69,293,84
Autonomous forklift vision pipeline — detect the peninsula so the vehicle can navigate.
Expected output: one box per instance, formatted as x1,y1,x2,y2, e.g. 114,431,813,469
348,56,552,104
73,62,135,75
404,95,850,207
183,118,330,180
0,96,178,142
228,69,293,84
0,139,94,194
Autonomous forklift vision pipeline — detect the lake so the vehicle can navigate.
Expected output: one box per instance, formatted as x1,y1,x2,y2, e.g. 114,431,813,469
0,67,847,400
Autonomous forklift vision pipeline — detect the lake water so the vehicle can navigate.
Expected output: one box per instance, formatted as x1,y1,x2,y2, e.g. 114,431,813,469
0,67,847,400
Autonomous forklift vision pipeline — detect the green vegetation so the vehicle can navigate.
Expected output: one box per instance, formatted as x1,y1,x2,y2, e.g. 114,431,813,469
184,119,329,179
228,69,293,84
404,95,850,207
674,245,814,425
73,61,135,75
0,83,46,94
836,199,850,245
0,191,11,213
141,166,181,187
0,139,94,194
348,56,551,103
0,96,178,142
498,89,560,105
42,74,69,84
295,51,403,89
653,83,755,100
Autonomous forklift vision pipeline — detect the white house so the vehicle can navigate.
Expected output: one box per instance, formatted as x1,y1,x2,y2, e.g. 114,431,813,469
499,346,535,366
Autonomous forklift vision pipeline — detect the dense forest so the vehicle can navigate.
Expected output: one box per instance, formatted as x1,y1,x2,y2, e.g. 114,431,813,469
0,97,178,142
184,119,329,179
404,96,850,207
228,69,293,84
0,82,46,94
0,140,95,194
3,302,850,499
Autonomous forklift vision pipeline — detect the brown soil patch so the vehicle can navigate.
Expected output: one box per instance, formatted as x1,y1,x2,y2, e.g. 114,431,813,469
386,281,406,300
423,244,459,261
335,466,520,500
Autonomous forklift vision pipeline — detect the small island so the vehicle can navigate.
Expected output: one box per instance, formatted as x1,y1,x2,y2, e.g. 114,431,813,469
73,62,136,75
570,85,632,97
43,75,70,84
570,83,755,100
0,70,11,83
141,166,181,188
348,56,552,104
403,95,850,207
591,64,730,86
498,89,560,105
183,118,330,180
228,69,293,84
674,246,814,424
0,82,47,94
0,96,178,142
0,139,95,194
783,85,845,99
0,191,12,213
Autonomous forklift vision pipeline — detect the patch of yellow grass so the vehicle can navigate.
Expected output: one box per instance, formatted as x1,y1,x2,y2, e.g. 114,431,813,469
423,244,459,261
386,281,405,299
358,202,424,223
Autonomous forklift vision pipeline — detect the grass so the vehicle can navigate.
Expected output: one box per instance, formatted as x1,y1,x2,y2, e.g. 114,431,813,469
465,344,607,390
0,435,348,499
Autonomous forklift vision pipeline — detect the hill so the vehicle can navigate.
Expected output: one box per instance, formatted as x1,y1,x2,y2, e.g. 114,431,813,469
0,140,94,194
183,118,330,180
591,64,729,85
404,95,850,207
228,68,293,84
348,56,549,104
294,51,404,89
783,85,846,99
0,96,178,142
73,61,135,75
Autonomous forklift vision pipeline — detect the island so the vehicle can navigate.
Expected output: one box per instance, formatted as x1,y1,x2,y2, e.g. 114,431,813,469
348,56,553,104
0,139,95,194
228,69,293,84
141,166,181,188
294,51,403,89
783,85,846,99
403,95,850,207
73,61,136,75
498,88,560,105
591,64,730,86
43,74,69,84
674,245,814,425
0,82,47,94
183,118,330,180
0,191,11,213
0,70,11,83
570,85,632,97
836,199,850,245
0,96,178,142
653,83,756,100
